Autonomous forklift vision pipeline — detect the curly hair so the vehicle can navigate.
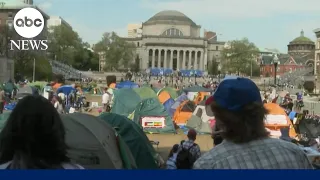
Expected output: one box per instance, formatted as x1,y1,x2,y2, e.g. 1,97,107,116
211,102,270,143
0,95,70,169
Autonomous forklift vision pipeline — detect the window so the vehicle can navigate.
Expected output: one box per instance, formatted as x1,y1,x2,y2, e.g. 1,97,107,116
162,28,183,37
216,46,218,50
8,12,13,18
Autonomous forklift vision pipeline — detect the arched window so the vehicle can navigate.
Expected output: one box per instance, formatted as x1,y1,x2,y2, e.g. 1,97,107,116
162,28,183,37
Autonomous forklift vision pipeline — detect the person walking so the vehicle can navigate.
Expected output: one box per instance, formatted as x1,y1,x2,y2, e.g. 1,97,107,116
193,77,313,169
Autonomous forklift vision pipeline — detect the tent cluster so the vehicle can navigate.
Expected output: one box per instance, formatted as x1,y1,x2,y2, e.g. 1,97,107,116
0,112,161,169
110,85,215,134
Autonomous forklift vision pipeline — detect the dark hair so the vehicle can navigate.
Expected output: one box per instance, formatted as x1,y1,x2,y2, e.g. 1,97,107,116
211,102,269,143
168,144,179,158
0,95,70,169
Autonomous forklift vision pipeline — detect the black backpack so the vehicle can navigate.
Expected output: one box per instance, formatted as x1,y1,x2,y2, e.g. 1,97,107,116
176,143,197,169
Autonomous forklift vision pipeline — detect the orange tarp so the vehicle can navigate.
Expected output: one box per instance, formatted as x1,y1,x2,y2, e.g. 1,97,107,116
194,92,209,105
109,83,116,89
53,83,62,89
173,100,193,125
264,103,297,138
158,91,171,104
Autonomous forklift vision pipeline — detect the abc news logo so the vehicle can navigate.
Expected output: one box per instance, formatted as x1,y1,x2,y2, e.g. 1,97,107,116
10,8,48,51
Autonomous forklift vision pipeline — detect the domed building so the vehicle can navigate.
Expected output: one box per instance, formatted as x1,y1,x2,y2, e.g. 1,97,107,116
121,10,225,71
287,30,315,66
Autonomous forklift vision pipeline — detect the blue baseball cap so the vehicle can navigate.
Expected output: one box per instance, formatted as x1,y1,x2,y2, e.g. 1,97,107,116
213,77,262,111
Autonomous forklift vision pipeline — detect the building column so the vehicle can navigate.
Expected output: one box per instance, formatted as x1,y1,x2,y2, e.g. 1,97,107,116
170,50,173,69
164,50,167,68
194,52,198,70
188,51,192,69
182,51,186,70
152,49,155,68
177,50,180,70
200,51,204,71
204,49,208,71
157,50,161,68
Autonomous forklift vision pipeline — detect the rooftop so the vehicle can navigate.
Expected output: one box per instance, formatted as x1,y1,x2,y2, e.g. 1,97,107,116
290,30,314,44
143,10,199,27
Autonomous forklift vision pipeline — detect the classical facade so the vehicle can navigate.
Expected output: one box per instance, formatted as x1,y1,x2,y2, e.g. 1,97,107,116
99,10,225,72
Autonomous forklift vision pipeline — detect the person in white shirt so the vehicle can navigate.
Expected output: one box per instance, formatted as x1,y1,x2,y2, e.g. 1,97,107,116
102,88,111,112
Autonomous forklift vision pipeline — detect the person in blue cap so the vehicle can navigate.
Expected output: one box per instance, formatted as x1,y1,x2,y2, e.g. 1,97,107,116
193,77,313,169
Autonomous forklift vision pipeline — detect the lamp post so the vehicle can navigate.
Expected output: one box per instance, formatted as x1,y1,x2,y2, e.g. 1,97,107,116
218,64,222,82
272,54,279,86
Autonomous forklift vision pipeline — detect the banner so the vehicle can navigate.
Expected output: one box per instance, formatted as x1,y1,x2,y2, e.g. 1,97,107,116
0,170,316,180
141,116,165,128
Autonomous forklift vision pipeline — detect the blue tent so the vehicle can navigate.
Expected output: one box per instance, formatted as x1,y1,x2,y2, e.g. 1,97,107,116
163,98,175,115
116,81,139,89
169,94,188,117
56,85,76,96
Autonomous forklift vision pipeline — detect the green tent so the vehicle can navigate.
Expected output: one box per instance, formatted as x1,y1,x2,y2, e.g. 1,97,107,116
0,111,10,130
112,88,141,117
99,113,159,169
3,82,17,93
133,87,157,100
157,87,178,99
133,98,176,134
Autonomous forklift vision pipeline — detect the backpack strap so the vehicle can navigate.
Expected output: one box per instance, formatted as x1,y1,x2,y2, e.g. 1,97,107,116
187,143,197,151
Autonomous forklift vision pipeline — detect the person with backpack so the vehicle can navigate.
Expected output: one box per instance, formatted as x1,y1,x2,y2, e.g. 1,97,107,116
175,129,201,169
102,88,112,112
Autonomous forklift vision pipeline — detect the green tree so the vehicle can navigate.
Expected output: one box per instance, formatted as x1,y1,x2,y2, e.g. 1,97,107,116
48,25,82,64
208,56,219,75
243,61,261,77
94,32,136,71
73,48,99,71
221,38,259,75
131,55,140,73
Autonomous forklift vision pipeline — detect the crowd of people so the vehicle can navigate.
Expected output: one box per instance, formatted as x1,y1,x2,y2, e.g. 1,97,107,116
164,78,313,169
0,75,317,169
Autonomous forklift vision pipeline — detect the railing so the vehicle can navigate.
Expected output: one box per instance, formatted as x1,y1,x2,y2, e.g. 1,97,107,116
49,60,87,80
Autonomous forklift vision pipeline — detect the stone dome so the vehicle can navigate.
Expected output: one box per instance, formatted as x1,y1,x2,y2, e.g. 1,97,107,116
143,10,198,27
290,30,314,44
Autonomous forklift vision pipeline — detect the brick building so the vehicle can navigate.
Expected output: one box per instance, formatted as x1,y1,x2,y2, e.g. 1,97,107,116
260,31,315,77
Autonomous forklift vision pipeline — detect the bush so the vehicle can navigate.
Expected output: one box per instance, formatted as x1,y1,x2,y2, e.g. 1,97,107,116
303,81,315,93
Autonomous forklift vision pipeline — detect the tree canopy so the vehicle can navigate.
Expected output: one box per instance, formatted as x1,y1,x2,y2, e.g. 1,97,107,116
93,32,136,71
221,38,259,76
47,25,99,71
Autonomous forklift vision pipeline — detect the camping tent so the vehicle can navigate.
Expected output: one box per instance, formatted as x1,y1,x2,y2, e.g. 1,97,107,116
61,113,136,169
158,90,171,104
56,85,76,96
0,111,11,130
99,113,159,169
173,100,196,125
133,98,176,133
116,81,139,89
133,87,157,100
186,100,214,134
0,112,136,169
157,87,178,99
264,103,297,138
16,85,39,99
170,94,188,117
112,88,141,117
